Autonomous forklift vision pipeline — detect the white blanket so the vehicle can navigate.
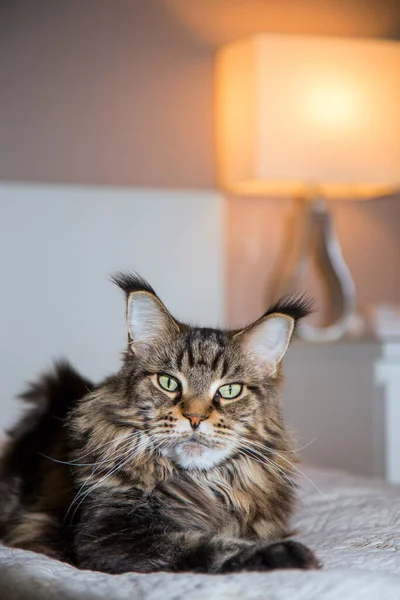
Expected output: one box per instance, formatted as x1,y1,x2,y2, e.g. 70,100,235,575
1,467,400,600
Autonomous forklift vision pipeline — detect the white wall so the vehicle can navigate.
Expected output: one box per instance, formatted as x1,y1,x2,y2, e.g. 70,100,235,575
0,183,224,430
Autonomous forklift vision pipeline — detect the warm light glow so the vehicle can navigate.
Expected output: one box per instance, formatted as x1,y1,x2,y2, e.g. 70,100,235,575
216,35,400,199
305,81,358,130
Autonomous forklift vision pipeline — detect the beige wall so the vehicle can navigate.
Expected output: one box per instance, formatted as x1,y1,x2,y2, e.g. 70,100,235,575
0,0,214,187
3,0,399,190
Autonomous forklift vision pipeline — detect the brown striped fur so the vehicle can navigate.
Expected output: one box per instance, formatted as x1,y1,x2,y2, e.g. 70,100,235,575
0,273,319,573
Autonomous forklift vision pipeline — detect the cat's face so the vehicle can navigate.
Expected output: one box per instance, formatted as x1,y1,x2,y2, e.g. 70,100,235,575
122,290,295,471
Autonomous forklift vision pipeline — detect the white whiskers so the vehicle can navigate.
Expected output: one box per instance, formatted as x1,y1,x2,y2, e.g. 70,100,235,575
64,432,166,523
244,437,338,513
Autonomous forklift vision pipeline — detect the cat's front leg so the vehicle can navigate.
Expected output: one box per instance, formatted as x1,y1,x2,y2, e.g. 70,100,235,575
216,540,320,572
172,534,320,573
75,503,320,574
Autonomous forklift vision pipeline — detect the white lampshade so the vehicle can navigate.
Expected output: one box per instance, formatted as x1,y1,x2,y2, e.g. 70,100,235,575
216,34,400,199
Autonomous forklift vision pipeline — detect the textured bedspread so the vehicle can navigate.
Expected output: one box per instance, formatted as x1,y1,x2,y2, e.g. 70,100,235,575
1,467,400,599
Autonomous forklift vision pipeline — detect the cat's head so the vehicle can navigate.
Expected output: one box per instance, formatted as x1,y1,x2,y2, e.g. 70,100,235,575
111,272,312,471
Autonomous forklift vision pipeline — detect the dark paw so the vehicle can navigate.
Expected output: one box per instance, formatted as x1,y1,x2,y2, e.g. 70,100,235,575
221,540,320,573
257,540,321,571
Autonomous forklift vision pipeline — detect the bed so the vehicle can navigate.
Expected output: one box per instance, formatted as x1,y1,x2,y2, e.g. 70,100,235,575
1,466,399,599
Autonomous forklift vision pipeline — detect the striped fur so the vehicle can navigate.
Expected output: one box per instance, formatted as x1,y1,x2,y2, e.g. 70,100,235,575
0,274,319,573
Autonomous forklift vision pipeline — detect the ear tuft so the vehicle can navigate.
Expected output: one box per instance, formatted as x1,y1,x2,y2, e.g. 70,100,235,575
111,271,157,297
263,293,314,323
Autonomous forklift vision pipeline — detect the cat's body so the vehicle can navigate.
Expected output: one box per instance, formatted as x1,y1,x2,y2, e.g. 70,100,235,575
0,273,319,573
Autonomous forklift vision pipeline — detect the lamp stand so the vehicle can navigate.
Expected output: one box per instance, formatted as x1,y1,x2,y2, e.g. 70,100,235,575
271,195,357,341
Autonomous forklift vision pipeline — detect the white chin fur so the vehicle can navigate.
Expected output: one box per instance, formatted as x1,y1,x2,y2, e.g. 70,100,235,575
162,442,232,470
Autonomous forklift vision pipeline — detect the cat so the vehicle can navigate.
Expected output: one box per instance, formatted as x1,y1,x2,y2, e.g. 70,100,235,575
0,272,319,573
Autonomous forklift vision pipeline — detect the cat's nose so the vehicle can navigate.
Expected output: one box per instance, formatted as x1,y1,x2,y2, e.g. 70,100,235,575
182,413,206,430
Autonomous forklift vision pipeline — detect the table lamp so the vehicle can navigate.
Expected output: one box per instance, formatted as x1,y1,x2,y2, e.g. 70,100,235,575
216,34,400,341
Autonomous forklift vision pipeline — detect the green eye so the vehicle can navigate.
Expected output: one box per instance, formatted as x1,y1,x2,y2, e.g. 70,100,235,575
158,374,179,393
218,383,243,400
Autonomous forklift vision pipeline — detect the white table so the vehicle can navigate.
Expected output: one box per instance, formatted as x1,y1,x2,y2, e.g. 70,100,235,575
283,338,400,482
374,341,400,483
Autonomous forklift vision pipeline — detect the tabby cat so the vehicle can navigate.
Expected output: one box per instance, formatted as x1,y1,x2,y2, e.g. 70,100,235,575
0,273,319,573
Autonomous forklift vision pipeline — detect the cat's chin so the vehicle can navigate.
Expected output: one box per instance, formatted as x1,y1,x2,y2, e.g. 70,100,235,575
161,441,232,471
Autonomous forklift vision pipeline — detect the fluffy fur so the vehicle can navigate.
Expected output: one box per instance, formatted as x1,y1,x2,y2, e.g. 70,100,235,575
0,274,319,573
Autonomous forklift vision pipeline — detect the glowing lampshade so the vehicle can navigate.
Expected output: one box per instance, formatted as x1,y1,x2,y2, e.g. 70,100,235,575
216,34,400,199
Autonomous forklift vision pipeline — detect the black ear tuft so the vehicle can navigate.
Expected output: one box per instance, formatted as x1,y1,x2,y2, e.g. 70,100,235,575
263,293,314,323
110,271,157,298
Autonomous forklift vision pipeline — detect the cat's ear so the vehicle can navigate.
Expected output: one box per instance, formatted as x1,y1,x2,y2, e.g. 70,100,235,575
111,272,179,355
237,294,313,374
127,291,179,354
237,314,294,375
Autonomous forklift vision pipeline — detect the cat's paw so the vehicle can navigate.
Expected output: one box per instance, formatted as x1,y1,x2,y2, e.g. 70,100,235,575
256,540,321,570
221,540,320,572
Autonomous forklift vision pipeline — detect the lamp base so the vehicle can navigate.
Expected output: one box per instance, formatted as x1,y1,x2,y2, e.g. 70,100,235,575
271,195,357,342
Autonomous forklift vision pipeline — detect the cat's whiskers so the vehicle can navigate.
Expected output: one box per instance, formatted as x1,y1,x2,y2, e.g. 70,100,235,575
67,430,144,465
246,438,338,512
235,448,300,503
86,432,151,479
67,435,153,521
234,438,299,496
292,435,320,453
93,431,145,467
239,437,294,471
41,431,144,468
72,432,137,462
68,432,166,521
267,449,338,511
79,433,169,511
64,437,139,521
65,432,150,520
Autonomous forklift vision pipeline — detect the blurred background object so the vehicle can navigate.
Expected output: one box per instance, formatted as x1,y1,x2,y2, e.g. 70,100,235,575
1,0,400,481
217,34,400,341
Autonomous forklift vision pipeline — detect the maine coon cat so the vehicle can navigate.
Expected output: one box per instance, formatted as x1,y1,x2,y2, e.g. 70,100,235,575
0,273,319,573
